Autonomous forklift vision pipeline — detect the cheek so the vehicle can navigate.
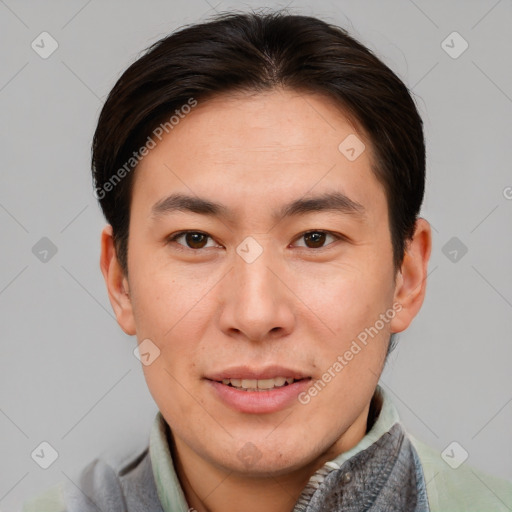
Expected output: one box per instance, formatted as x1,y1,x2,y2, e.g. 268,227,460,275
129,257,203,333
142,360,199,425
297,264,390,336
299,267,393,389
129,277,207,405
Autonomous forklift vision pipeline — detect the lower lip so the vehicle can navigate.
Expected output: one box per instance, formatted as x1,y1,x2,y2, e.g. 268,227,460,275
206,379,312,414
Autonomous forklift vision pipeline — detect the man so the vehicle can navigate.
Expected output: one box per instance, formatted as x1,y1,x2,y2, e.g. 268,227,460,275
23,10,512,512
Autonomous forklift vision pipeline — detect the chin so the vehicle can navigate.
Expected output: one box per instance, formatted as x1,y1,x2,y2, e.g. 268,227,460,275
209,438,319,478
228,454,307,478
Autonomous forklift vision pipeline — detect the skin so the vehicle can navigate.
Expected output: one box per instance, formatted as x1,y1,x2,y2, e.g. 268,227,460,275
100,87,431,512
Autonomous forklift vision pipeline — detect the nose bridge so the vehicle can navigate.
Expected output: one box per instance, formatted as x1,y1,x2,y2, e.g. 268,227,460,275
235,234,281,303
219,234,295,340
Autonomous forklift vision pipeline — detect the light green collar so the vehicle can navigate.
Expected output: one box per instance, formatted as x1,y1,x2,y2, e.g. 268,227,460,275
149,384,400,512
330,385,400,467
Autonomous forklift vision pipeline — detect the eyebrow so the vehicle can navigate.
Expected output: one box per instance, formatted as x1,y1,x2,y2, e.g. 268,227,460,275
150,191,366,223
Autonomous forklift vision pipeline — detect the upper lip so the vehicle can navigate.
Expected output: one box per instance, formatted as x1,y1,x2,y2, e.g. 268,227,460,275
205,365,311,381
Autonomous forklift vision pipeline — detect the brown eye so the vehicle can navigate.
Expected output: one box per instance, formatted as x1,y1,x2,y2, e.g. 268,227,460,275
184,232,208,249
168,231,216,250
294,231,340,249
304,231,326,248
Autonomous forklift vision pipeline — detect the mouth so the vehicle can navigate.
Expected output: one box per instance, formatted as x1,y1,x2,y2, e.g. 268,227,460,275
212,377,308,392
205,367,312,413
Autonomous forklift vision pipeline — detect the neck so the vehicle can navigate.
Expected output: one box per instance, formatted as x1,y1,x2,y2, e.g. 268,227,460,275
169,397,379,512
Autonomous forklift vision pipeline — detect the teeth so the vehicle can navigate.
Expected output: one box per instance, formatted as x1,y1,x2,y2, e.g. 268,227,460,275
220,377,299,391
259,377,285,389
241,379,257,389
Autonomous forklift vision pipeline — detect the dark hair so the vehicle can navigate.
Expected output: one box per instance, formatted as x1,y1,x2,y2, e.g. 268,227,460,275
92,9,425,355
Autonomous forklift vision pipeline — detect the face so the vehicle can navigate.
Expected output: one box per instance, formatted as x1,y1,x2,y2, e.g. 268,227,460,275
102,88,428,478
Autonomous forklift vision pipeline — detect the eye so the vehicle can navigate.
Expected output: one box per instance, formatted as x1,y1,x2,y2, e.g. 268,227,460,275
167,230,344,252
292,230,342,249
167,231,220,250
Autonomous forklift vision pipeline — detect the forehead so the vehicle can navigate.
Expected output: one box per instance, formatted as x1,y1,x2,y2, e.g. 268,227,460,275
132,88,387,224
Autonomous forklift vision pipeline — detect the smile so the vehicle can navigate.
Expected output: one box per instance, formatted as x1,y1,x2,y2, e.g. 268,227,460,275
206,375,312,414
217,377,302,391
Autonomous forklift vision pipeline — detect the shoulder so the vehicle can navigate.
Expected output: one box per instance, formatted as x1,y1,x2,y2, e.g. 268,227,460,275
408,432,512,512
22,445,157,512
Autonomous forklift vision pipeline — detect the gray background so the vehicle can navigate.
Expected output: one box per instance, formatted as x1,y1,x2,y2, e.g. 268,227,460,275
1,0,511,510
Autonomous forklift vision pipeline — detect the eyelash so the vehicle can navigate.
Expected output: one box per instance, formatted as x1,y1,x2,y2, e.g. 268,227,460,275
166,230,346,252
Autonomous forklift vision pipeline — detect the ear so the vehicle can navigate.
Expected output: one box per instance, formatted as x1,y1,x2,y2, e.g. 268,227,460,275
99,225,136,335
389,218,432,333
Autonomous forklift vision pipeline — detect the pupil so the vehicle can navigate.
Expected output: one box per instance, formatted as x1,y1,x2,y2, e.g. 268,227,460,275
187,233,207,248
306,232,325,248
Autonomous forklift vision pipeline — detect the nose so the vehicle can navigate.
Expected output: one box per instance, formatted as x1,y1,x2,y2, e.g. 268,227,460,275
217,237,296,343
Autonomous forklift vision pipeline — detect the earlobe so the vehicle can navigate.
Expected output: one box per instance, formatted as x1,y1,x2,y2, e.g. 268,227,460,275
390,218,432,334
99,225,137,335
